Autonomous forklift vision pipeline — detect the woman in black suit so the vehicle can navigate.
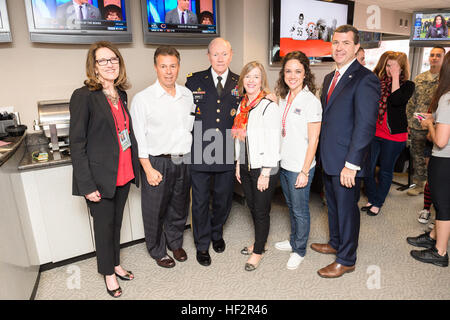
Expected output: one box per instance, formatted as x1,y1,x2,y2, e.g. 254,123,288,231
69,41,140,298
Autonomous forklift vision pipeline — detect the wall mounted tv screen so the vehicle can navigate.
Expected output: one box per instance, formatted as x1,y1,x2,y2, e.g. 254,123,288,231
24,0,132,44
0,0,12,42
141,0,219,45
410,10,450,47
270,0,354,65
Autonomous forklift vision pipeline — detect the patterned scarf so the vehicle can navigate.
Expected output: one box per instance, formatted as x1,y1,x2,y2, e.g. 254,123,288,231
231,91,266,141
377,75,404,125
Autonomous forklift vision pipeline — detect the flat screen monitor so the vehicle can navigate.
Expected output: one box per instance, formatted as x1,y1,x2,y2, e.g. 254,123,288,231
410,10,450,47
24,0,132,44
0,0,12,42
141,0,220,45
269,0,354,65
359,31,382,49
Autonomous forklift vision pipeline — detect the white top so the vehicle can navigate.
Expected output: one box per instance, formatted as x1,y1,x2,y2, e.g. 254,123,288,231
210,68,229,87
130,80,196,158
235,98,281,169
280,86,322,172
432,91,450,158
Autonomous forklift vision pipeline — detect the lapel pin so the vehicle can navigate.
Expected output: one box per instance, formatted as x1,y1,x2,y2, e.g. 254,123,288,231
349,75,353,79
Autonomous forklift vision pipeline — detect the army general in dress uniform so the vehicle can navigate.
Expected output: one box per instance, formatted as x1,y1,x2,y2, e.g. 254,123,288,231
185,38,241,266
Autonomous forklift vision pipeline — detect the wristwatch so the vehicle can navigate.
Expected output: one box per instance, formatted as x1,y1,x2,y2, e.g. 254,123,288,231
301,170,309,177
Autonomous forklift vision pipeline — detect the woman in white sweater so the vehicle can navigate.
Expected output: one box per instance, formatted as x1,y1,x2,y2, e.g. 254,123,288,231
274,51,322,270
233,61,281,271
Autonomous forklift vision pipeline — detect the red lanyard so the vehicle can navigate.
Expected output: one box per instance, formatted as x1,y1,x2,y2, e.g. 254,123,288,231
281,92,293,137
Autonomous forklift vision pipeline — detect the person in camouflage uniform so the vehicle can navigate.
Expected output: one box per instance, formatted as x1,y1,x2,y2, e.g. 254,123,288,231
406,46,445,196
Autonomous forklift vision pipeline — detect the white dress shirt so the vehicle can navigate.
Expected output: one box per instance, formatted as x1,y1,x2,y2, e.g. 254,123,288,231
328,58,361,171
72,0,87,20
211,68,229,87
130,80,196,158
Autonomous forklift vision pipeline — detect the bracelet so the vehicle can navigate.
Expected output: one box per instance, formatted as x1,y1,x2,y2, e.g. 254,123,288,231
300,170,309,177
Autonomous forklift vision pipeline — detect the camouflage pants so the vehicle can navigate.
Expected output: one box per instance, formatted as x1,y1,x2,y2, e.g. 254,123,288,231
410,129,428,183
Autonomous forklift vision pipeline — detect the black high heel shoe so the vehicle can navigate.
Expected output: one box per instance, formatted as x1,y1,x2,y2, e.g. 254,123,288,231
104,276,122,298
115,270,134,281
361,204,373,212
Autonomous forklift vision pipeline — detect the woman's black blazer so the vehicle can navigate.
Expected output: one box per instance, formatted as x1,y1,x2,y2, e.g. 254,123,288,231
69,86,140,199
386,80,415,135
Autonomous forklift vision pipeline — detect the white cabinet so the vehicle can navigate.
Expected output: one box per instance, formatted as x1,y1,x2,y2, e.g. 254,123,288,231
21,164,138,264
21,166,95,264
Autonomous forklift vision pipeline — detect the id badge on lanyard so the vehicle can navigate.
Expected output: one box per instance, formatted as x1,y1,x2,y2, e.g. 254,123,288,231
119,129,131,152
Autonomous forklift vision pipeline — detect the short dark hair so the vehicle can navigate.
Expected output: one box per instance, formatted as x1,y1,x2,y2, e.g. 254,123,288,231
357,47,365,54
334,24,360,44
154,46,181,65
432,46,446,54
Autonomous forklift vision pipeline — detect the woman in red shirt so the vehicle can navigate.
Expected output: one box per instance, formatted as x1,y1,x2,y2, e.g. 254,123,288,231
70,41,140,298
362,52,415,216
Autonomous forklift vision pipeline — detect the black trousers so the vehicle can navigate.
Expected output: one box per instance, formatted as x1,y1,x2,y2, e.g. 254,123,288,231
428,156,450,221
87,182,131,275
141,155,191,259
240,165,279,254
191,169,235,251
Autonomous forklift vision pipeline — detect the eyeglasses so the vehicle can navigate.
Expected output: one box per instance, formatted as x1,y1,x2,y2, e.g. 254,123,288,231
96,57,120,66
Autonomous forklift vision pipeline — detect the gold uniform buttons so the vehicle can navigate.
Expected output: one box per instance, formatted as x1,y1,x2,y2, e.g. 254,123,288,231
216,128,219,132
216,119,220,123
217,100,221,104
217,109,221,113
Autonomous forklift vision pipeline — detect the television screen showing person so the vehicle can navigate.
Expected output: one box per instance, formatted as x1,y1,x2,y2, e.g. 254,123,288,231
56,0,101,27
104,5,123,21
426,15,448,39
165,0,198,24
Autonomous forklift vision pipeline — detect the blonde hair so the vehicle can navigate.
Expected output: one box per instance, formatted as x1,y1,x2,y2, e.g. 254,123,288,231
378,52,410,80
237,61,270,97
84,41,130,91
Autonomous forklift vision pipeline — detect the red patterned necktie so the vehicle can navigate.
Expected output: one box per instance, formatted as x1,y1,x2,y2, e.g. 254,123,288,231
327,70,340,103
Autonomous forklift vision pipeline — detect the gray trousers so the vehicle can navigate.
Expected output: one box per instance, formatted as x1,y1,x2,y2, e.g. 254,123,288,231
141,155,191,260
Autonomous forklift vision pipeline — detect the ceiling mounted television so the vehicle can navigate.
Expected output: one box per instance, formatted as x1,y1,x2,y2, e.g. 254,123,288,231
410,10,450,47
269,0,354,65
141,0,220,45
24,0,132,44
0,0,12,42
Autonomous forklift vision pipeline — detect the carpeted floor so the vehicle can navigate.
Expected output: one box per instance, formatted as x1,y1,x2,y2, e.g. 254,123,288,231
35,174,450,300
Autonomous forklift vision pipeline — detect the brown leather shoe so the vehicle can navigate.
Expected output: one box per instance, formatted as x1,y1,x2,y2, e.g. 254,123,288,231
310,243,337,254
155,255,175,268
317,262,355,278
171,248,187,262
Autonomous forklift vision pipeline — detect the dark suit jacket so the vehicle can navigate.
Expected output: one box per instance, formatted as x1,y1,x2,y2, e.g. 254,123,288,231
185,67,241,172
69,86,140,199
320,60,380,178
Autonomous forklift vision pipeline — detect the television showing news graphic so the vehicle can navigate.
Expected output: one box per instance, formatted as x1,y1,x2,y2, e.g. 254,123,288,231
30,0,128,31
412,12,450,41
145,0,217,34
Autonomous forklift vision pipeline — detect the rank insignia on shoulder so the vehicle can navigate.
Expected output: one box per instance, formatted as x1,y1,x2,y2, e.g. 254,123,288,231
230,108,237,117
187,73,193,78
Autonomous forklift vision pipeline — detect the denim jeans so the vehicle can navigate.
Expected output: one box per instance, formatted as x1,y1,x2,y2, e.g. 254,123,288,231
280,167,315,257
364,136,406,208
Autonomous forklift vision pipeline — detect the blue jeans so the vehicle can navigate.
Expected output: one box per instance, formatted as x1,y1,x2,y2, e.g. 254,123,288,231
364,137,406,208
280,167,315,257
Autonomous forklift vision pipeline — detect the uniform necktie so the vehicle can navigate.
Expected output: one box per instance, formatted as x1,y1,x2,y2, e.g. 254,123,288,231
181,11,185,24
79,5,84,20
327,70,340,103
217,76,223,96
